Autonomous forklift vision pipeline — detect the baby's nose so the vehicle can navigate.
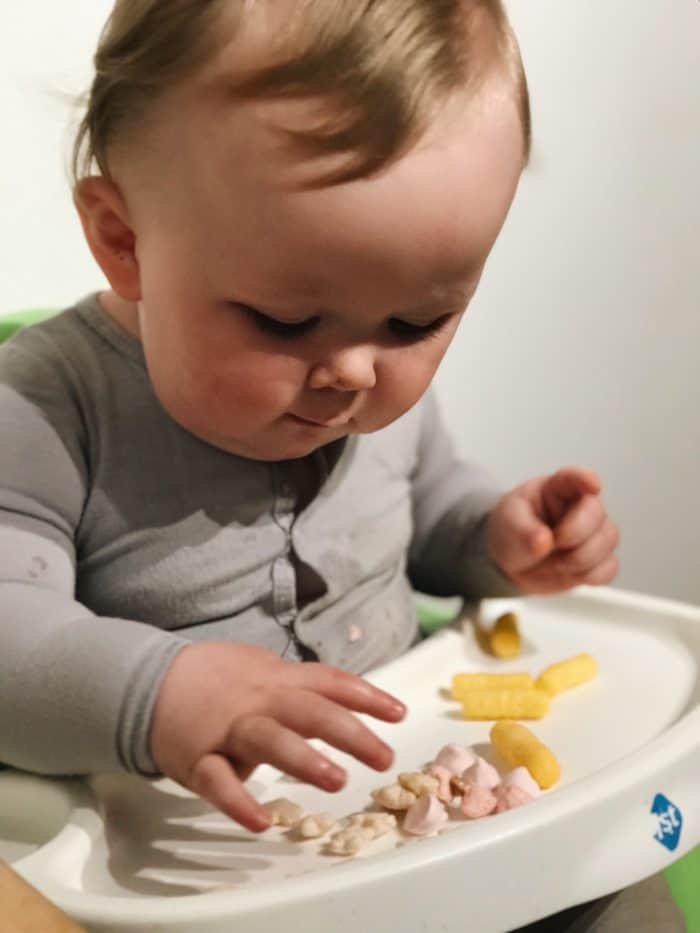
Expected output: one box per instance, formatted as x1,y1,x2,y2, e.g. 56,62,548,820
308,345,377,392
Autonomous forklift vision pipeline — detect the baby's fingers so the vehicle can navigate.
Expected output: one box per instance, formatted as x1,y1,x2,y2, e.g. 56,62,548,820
553,494,606,550
272,689,394,772
552,519,620,578
294,662,406,723
189,753,271,832
542,467,601,525
228,715,348,793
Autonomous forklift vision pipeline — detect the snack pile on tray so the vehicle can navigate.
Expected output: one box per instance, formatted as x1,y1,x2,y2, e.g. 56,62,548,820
262,726,561,857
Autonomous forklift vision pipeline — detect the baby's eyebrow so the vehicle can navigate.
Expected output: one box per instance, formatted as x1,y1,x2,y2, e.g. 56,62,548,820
393,284,477,319
427,280,479,306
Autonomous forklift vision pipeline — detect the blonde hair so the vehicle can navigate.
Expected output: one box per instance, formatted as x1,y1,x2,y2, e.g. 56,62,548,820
71,0,531,188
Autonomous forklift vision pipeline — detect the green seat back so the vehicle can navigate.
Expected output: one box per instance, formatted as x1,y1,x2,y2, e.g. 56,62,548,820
665,846,700,930
0,309,57,344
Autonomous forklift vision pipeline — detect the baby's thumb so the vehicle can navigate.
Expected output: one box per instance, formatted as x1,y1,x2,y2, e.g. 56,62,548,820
490,494,554,575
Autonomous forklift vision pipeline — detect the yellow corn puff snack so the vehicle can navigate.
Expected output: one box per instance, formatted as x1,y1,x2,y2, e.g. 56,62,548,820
536,653,598,696
451,672,535,699
488,612,521,658
490,720,561,789
461,687,549,721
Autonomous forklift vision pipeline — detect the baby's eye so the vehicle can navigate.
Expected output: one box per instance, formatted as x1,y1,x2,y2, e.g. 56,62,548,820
388,314,452,342
236,304,319,339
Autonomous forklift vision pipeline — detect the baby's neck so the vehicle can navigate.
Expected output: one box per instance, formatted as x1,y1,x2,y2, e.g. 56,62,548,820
98,291,141,341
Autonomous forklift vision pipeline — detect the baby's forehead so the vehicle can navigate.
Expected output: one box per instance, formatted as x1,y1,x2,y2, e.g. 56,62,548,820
170,67,518,200
74,0,529,220
149,86,520,304
181,0,524,179
111,0,525,286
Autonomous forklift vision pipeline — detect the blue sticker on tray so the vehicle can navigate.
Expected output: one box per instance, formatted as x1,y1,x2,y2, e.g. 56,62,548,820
651,793,683,852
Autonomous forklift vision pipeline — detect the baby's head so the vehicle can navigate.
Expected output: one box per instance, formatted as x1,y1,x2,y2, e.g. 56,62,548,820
73,0,530,461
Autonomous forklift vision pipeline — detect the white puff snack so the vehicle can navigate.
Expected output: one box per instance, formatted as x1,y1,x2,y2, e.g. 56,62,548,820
398,771,439,797
349,812,397,839
262,798,304,828
403,794,448,836
327,813,397,856
328,827,371,855
297,813,336,839
371,783,417,810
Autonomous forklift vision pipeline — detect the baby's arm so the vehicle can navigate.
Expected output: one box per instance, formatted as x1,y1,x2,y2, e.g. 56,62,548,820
407,393,618,597
0,343,187,775
0,336,404,825
407,391,519,599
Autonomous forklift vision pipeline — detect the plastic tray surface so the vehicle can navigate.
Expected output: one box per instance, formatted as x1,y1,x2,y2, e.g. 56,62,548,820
7,587,700,932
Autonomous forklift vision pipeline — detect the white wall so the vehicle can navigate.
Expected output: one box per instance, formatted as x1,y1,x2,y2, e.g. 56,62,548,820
437,1,700,603
2,2,699,602
0,1,113,309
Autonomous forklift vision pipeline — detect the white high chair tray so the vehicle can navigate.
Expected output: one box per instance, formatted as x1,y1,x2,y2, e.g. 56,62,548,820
5,586,700,933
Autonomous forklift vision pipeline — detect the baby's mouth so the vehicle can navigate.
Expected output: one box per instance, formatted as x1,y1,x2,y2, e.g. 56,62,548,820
288,412,354,429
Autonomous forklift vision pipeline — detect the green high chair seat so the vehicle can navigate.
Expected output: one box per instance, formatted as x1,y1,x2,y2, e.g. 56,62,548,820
666,849,700,931
0,308,57,343
0,312,698,930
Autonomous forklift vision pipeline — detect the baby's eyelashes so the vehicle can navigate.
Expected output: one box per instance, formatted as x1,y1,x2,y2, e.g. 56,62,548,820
233,303,320,339
387,313,453,342
229,301,455,345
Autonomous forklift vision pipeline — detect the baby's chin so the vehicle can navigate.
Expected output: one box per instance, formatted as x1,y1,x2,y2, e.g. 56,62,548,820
191,423,353,462
260,427,357,461
182,409,403,461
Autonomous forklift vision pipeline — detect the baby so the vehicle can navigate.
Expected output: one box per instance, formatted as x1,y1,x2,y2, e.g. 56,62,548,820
0,0,624,895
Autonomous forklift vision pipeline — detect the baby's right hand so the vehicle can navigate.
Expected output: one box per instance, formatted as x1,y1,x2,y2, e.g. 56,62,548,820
149,643,407,832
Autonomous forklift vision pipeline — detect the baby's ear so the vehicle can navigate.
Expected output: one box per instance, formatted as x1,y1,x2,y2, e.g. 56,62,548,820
73,176,141,301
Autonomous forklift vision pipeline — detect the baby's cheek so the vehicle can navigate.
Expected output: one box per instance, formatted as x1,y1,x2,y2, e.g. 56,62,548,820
204,357,302,421
376,350,443,414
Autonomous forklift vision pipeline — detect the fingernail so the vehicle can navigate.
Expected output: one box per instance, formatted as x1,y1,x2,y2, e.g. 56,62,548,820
324,769,346,790
391,701,407,718
252,813,271,832
319,760,346,788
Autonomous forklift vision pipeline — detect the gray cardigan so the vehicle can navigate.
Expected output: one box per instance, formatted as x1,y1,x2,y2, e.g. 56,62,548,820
0,294,516,778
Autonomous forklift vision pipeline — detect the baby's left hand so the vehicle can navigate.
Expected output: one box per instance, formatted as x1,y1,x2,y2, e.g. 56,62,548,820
486,467,619,594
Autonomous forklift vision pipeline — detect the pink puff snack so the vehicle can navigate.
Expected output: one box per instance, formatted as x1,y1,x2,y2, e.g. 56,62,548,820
460,785,497,819
433,743,476,775
494,784,532,813
461,756,500,790
500,766,541,798
403,794,449,836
